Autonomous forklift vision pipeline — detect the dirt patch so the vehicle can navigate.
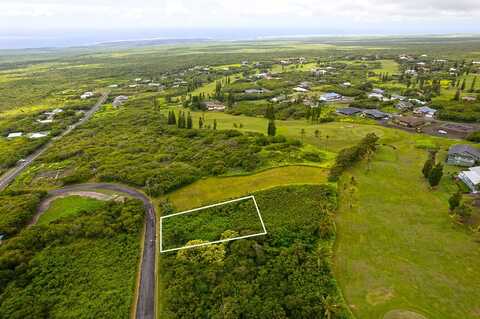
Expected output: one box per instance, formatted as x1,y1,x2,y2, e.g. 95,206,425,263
383,309,428,319
366,287,394,305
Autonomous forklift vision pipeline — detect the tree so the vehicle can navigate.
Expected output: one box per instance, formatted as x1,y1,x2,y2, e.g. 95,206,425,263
453,89,461,101
265,104,275,120
314,129,320,138
152,96,159,111
213,119,217,130
226,93,235,107
300,128,305,142
454,203,472,223
199,116,204,129
186,112,193,129
321,295,341,319
461,79,466,90
470,76,477,93
448,191,462,211
267,120,276,136
428,163,443,187
422,157,434,178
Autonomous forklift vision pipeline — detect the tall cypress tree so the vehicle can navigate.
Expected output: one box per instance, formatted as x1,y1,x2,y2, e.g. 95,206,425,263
186,112,193,129
428,163,444,187
199,117,204,129
470,76,477,93
213,119,217,130
267,119,276,136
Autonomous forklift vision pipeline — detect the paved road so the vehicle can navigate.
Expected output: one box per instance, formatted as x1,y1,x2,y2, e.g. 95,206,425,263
40,183,157,319
0,93,109,192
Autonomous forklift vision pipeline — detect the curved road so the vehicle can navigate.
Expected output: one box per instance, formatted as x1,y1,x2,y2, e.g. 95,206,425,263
38,183,157,319
0,93,109,192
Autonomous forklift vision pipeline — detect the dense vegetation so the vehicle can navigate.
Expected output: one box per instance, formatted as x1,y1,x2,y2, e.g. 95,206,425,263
329,133,379,182
162,198,263,250
0,199,144,318
160,185,350,319
10,98,320,196
0,191,45,236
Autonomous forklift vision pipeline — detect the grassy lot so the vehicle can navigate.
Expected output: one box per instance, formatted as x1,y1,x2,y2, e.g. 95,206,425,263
188,108,397,152
38,195,106,225
334,135,480,318
165,165,329,211
372,60,400,74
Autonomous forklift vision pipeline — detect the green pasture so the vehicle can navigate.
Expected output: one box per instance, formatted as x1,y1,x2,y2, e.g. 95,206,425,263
38,195,106,225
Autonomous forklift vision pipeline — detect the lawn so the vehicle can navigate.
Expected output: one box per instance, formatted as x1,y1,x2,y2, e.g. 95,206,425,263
165,165,329,211
38,195,106,225
334,134,480,318
372,59,400,74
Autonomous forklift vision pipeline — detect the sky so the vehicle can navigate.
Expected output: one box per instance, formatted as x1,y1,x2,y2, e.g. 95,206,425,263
2,0,480,48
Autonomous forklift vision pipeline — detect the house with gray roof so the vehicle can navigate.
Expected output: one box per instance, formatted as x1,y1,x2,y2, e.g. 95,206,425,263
447,145,480,167
336,107,362,116
362,109,390,120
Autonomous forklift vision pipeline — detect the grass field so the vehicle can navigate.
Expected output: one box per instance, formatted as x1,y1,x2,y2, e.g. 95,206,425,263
165,165,329,211
38,196,105,225
334,136,480,318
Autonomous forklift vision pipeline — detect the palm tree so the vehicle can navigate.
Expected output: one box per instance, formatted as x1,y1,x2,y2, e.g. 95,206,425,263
321,295,341,319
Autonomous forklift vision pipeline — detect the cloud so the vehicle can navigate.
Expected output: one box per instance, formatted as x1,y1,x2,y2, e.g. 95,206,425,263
1,0,480,33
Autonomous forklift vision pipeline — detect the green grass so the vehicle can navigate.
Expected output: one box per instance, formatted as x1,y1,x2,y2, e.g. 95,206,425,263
333,136,480,318
165,165,329,211
372,59,399,74
38,196,106,225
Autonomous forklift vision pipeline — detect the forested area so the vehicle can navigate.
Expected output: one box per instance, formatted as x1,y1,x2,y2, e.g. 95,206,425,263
0,199,144,318
0,191,45,236
160,185,350,319
11,97,320,195
162,198,263,250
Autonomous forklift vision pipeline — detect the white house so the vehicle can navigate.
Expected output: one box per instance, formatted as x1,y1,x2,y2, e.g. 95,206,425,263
293,87,309,93
28,132,48,139
414,106,437,118
7,132,23,138
80,92,94,99
459,166,480,193
320,92,342,102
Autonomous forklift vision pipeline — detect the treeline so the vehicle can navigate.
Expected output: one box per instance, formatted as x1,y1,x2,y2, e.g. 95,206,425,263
329,133,379,182
0,199,144,318
160,185,351,319
0,191,46,237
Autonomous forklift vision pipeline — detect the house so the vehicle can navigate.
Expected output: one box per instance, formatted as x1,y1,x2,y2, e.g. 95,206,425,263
391,95,407,101
113,95,129,107
462,96,477,102
271,95,287,103
405,69,417,76
80,92,94,99
368,93,385,100
447,145,480,167
395,101,414,111
372,88,385,95
414,106,437,118
244,89,266,94
341,82,352,87
362,109,390,120
108,84,119,88
28,132,48,139
298,82,310,89
205,101,226,111
409,99,427,106
320,92,342,102
394,116,425,128
311,68,327,76
293,87,309,93
7,132,23,138
336,107,362,116
458,166,480,193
